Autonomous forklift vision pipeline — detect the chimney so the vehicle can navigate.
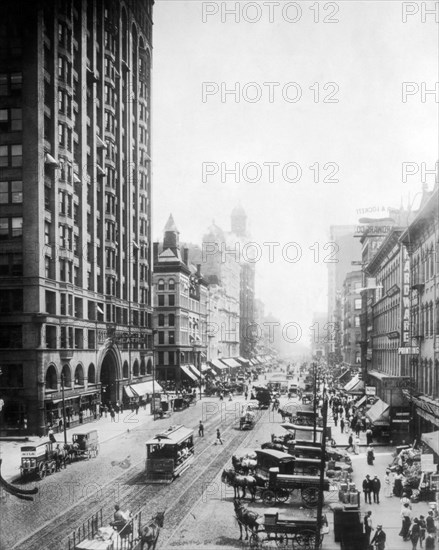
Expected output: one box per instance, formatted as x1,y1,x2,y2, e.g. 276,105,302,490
183,247,189,266
153,242,159,266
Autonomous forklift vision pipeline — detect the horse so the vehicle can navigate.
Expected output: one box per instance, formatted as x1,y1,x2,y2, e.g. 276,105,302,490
137,511,165,550
233,499,260,540
231,455,257,475
261,441,285,452
222,469,266,501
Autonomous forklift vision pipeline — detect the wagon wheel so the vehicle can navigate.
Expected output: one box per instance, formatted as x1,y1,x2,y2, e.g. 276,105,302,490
294,529,318,549
262,489,276,505
301,487,319,508
38,463,47,480
249,528,267,549
275,488,290,503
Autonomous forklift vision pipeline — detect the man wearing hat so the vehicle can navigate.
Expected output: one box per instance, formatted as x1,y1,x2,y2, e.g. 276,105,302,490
363,474,373,505
372,475,381,504
370,524,386,550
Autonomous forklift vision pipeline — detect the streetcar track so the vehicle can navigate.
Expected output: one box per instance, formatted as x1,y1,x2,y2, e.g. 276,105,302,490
9,398,247,550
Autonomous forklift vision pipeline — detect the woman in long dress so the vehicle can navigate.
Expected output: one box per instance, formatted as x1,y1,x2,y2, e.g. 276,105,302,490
394,471,404,497
384,470,393,497
400,502,412,541
353,435,360,455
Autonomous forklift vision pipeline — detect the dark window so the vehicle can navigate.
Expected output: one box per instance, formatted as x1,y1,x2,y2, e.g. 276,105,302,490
168,314,175,327
0,364,23,387
168,331,175,345
0,326,22,348
158,295,165,307
158,314,164,327
158,331,164,344
168,294,175,306
0,289,23,312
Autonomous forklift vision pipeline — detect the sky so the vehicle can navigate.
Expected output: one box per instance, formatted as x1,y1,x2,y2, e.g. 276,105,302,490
151,0,438,344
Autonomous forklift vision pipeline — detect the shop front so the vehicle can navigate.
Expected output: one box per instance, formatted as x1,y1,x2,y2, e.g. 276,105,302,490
366,398,391,439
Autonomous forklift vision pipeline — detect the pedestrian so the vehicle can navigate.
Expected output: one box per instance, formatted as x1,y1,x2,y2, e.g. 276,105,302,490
333,413,338,427
366,426,373,445
401,493,412,510
354,435,360,455
367,444,375,466
393,471,404,497
363,510,373,545
103,404,108,418
370,524,386,550
384,470,393,497
363,475,372,505
219,392,224,401
198,420,204,437
110,408,115,422
400,503,412,541
425,534,435,550
426,511,436,534
340,417,345,433
355,423,361,437
215,428,223,445
346,432,354,452
245,390,248,400
419,515,426,548
410,518,421,550
372,475,381,504
48,426,56,443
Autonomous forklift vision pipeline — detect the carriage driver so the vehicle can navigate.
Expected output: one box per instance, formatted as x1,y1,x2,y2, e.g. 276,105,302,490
112,504,132,536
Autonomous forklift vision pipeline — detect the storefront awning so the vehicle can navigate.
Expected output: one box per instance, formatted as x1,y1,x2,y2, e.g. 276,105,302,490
209,359,229,373
130,380,163,396
345,377,364,394
124,385,136,398
421,431,439,455
188,364,202,379
220,358,241,369
180,365,198,382
356,395,368,407
236,356,250,365
366,398,390,426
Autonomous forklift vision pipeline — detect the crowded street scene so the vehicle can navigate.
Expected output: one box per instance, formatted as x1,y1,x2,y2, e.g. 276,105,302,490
0,0,438,550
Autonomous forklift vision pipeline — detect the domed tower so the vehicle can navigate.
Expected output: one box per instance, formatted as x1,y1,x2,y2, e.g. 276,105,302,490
163,214,180,255
231,204,247,237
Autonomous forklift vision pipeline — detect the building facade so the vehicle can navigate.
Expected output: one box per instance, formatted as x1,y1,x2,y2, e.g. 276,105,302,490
400,187,439,438
0,0,154,435
153,216,208,386
341,271,362,368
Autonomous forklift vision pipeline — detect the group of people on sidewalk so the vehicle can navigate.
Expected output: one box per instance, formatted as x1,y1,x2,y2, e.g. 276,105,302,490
399,498,437,549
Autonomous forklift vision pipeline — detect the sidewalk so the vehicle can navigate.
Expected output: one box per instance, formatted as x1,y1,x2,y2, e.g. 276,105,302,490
0,402,176,483
323,410,434,550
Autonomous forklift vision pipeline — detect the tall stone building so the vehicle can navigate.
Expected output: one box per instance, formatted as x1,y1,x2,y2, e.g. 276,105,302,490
0,0,154,435
153,216,208,386
326,225,362,366
341,271,362,368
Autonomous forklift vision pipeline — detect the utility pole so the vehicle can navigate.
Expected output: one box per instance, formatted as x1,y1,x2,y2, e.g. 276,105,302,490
313,362,318,444
61,373,67,445
315,382,328,550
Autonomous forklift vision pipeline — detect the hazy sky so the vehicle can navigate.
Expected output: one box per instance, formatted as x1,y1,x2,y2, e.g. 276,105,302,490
151,0,438,343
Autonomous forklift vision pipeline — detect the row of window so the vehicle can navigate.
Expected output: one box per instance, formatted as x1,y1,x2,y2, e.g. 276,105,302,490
0,144,22,167
0,108,22,131
157,279,175,291
0,217,23,239
157,294,175,307
0,180,22,204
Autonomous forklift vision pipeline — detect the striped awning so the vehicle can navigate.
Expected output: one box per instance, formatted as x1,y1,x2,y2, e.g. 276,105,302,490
181,365,198,382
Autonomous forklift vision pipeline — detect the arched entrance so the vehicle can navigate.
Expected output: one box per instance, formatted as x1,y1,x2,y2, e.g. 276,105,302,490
100,350,119,405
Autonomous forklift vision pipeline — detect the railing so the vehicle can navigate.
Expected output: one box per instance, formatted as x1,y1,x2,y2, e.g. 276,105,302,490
68,509,102,550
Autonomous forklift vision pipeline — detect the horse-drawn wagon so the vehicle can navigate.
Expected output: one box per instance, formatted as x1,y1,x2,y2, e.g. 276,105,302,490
239,411,256,430
70,430,100,460
249,509,328,549
20,440,59,479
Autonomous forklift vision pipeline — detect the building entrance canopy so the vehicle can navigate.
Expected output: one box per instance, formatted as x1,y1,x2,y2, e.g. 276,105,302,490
421,431,439,456
180,365,198,383
366,398,390,426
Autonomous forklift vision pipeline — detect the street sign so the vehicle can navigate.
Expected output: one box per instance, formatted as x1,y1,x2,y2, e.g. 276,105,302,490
365,386,376,396
398,347,420,355
421,454,436,473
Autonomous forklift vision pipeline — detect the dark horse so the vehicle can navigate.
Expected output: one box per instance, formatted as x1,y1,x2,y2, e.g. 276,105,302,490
234,499,260,540
138,511,165,550
222,469,266,501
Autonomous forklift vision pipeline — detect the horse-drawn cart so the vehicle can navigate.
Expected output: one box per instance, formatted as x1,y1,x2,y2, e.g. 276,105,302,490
71,430,100,459
249,510,327,549
240,411,256,430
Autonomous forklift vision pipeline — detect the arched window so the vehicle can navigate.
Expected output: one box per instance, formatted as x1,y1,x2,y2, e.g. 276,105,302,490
88,363,96,384
45,364,58,390
123,361,129,378
146,359,152,375
168,279,175,290
61,364,72,387
158,314,165,326
75,364,84,386
168,314,175,327
158,279,165,291
133,359,139,377
140,359,146,375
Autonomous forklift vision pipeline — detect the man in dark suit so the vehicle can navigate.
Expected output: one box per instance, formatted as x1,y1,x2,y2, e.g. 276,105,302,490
370,524,386,549
372,475,381,504
362,474,372,504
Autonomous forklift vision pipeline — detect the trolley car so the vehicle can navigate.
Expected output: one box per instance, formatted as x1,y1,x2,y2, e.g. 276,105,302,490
145,425,194,483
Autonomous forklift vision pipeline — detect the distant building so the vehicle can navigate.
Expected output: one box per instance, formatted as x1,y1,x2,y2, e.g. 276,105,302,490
310,311,327,359
341,272,362,368
326,226,362,366
153,215,208,386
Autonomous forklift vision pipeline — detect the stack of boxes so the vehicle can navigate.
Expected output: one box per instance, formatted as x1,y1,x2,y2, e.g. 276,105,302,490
338,473,359,507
